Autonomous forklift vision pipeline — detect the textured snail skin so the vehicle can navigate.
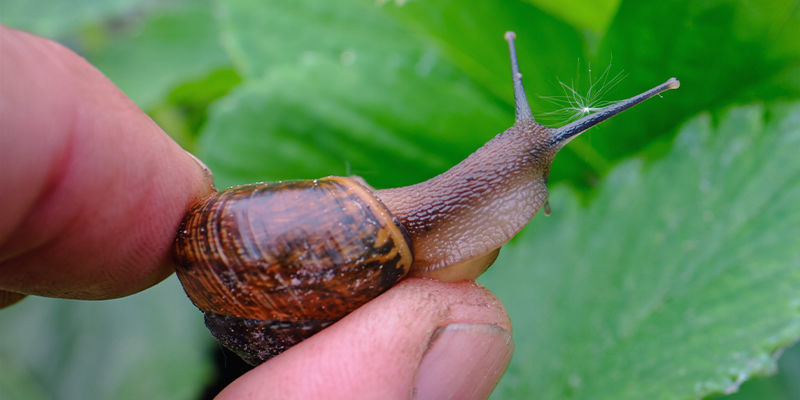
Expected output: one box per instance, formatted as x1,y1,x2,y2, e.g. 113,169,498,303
377,121,555,280
174,177,412,364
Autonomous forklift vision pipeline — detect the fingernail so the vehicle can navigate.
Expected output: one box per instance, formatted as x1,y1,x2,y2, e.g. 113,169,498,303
185,151,216,191
414,323,513,400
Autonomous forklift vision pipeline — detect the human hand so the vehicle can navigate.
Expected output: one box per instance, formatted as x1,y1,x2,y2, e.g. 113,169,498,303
0,26,513,399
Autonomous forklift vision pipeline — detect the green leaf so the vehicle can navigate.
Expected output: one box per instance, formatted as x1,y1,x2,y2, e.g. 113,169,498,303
149,67,243,151
87,0,231,110
0,356,48,400
202,0,511,189
480,101,800,399
586,0,800,167
387,0,585,114
0,0,231,112
388,0,800,187
0,0,151,39
714,341,800,400
198,61,508,189
0,277,214,400
387,0,612,185
522,0,621,36
216,0,423,80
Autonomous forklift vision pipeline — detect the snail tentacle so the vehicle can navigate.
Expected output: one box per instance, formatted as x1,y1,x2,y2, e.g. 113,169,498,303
504,31,534,123
551,77,680,147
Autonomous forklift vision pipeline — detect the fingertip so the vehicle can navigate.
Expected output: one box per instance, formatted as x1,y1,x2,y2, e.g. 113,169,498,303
218,279,512,399
0,26,215,299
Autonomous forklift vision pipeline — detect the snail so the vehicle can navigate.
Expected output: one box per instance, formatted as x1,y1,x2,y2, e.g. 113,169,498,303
173,32,680,365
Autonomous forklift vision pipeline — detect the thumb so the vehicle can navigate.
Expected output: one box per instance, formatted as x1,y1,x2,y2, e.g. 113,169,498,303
217,278,513,400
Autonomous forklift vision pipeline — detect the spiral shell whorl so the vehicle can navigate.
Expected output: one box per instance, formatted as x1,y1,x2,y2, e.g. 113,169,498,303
173,177,413,364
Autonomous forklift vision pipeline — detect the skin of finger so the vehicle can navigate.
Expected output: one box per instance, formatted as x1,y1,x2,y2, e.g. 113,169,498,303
217,279,513,400
0,26,213,299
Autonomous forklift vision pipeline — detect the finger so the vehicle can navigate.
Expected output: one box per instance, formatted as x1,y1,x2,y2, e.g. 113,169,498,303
0,26,214,300
0,290,26,308
218,279,514,400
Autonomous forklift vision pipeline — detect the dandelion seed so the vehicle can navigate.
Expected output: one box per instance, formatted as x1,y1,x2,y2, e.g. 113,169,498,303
540,60,627,125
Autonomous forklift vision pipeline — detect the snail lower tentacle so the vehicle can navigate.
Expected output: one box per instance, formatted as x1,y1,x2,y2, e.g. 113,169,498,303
172,32,679,365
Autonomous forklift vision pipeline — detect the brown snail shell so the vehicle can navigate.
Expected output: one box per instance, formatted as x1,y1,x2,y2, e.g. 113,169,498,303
172,32,679,365
174,177,412,364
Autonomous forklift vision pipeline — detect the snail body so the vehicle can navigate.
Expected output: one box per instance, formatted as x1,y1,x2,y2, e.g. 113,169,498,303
173,32,679,365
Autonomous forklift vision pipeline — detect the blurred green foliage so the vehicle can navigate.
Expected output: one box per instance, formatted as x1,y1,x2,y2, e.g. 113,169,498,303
483,102,800,398
0,277,212,400
1,0,798,399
